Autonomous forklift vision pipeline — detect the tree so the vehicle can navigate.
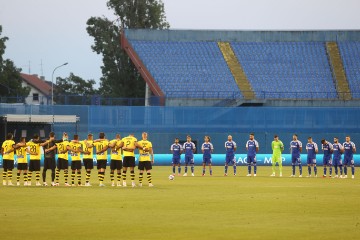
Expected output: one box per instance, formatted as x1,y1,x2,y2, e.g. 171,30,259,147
54,72,97,105
86,0,169,98
0,25,30,100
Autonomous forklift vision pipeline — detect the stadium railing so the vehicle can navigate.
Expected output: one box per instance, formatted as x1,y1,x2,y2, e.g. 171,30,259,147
0,92,358,106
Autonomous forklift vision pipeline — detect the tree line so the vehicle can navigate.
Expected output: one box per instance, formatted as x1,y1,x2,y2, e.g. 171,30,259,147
0,0,169,103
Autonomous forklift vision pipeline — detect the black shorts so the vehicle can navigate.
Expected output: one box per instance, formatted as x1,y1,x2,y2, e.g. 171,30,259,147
97,160,107,169
57,158,69,170
110,160,123,170
138,161,152,171
71,161,82,170
3,159,14,171
123,156,136,168
29,160,41,172
83,158,94,169
17,163,28,171
44,157,56,170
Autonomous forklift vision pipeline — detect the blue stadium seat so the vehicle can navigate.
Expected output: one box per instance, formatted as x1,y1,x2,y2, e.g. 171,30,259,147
130,40,243,99
231,42,337,99
338,42,360,99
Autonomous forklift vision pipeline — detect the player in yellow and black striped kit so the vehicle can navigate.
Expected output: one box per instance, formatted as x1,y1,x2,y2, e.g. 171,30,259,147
69,134,85,186
120,133,142,187
15,137,28,186
1,133,16,185
87,132,109,187
108,134,123,187
137,132,154,187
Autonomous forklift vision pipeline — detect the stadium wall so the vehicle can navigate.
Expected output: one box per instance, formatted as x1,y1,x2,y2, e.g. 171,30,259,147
1,154,360,167
1,104,360,154
124,29,360,42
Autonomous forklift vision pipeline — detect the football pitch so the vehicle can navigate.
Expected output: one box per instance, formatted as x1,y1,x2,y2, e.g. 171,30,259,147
1,166,359,240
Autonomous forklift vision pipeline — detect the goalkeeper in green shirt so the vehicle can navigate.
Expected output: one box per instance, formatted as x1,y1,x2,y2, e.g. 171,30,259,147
271,135,284,177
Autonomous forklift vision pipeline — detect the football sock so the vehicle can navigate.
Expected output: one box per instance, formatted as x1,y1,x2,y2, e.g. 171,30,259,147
100,172,105,183
308,166,311,175
42,169,47,182
172,166,175,174
77,171,81,185
299,165,302,175
122,170,127,181
7,170,12,181
28,171,32,182
64,170,68,183
191,165,194,173
86,170,91,183
184,166,188,173
233,165,237,174
271,161,276,174
117,171,122,181
351,166,355,175
2,171,6,180
51,170,55,182
210,169,213,175
202,168,205,175
147,172,152,183
248,165,251,174
35,172,40,181
178,167,181,174
224,165,228,174
98,171,101,182
71,171,76,184
334,166,338,174
55,169,60,183
254,165,257,174
278,161,282,174
329,167,332,175
24,173,28,182
324,167,327,175
110,172,115,182
17,173,20,182
339,166,343,175
292,165,295,175
139,172,143,183
130,170,135,181
344,166,348,175
314,166,317,175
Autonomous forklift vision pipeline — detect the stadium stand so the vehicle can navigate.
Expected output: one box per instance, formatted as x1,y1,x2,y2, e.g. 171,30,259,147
130,40,243,99
338,42,360,99
231,42,338,99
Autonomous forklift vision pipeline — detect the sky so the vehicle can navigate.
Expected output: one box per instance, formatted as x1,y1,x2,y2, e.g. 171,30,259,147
0,0,359,87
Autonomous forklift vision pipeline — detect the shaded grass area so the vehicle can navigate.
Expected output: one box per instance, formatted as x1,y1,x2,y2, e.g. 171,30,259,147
0,166,359,240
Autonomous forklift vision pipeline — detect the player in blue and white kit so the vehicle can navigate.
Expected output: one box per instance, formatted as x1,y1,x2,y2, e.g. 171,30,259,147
170,138,183,176
321,139,333,178
290,134,303,177
183,135,196,176
343,136,356,179
246,133,259,177
306,137,318,177
224,135,237,176
332,137,344,178
201,136,214,176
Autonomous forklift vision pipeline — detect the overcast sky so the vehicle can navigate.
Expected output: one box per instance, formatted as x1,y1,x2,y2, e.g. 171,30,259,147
1,0,359,87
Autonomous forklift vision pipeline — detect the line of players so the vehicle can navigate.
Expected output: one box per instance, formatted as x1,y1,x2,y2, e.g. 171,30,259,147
1,131,154,187
170,134,356,178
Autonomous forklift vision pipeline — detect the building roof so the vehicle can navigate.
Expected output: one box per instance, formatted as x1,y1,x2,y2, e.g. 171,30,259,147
20,73,51,96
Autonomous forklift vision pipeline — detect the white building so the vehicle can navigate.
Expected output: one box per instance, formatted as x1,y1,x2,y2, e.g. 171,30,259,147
20,73,51,105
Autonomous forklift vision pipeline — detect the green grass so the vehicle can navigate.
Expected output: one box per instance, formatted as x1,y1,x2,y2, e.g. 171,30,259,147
1,166,360,240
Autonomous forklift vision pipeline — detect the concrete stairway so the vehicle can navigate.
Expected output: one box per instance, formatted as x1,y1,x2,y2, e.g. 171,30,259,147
218,42,255,100
326,42,352,100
